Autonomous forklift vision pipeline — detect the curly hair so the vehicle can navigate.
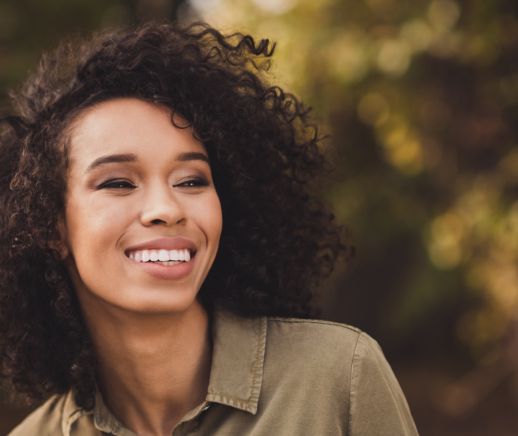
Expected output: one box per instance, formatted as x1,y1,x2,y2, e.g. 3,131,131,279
0,22,348,408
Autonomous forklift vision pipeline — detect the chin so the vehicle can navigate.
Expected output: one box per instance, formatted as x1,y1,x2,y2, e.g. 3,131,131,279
115,291,200,315
75,281,200,317
129,301,197,315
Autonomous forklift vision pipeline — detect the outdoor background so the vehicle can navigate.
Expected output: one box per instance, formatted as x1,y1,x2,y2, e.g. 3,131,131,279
1,0,517,435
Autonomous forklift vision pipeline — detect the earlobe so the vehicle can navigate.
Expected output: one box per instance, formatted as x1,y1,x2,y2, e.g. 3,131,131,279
48,239,69,260
56,241,69,260
51,217,70,260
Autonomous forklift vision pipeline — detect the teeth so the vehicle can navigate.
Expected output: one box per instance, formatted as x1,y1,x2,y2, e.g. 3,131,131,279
127,248,192,263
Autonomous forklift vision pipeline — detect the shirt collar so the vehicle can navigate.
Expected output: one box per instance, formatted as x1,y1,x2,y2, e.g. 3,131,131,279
61,308,268,435
206,309,267,414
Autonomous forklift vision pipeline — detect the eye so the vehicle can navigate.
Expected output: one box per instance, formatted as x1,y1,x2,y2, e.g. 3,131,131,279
174,177,209,188
97,179,136,190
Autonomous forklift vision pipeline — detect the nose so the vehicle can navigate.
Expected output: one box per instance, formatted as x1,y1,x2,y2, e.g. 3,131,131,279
139,183,185,226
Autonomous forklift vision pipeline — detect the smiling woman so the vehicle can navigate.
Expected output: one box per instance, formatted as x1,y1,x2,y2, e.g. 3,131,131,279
0,22,418,435
65,99,222,315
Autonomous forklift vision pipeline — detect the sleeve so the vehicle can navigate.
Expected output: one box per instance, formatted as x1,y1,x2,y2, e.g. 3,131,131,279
347,332,419,436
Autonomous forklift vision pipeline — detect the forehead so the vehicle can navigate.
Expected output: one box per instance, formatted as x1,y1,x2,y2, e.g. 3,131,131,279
67,98,205,170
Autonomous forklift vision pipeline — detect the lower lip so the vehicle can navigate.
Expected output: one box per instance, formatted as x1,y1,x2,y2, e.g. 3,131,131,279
128,257,195,280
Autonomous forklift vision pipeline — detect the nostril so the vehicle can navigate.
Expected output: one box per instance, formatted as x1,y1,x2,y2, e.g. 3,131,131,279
150,218,167,225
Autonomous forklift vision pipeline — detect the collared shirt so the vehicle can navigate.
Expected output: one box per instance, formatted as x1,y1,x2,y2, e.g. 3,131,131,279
9,310,419,435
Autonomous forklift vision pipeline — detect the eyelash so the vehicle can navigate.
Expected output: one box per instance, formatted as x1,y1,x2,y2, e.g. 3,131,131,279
97,179,135,190
175,178,209,188
97,177,209,190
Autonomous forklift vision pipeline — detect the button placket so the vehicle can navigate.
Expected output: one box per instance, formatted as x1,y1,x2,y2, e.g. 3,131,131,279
172,402,212,435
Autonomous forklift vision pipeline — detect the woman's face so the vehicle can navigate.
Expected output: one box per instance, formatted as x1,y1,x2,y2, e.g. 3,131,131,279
63,98,222,315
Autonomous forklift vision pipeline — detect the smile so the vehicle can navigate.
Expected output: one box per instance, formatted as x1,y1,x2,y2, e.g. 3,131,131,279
125,247,197,280
127,248,194,264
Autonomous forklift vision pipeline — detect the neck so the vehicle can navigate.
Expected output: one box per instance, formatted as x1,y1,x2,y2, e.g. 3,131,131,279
83,301,211,436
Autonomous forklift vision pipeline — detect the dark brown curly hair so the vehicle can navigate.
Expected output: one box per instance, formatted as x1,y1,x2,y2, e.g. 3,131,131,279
0,22,347,409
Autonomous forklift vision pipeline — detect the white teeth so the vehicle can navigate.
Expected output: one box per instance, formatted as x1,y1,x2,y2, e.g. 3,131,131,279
127,248,193,263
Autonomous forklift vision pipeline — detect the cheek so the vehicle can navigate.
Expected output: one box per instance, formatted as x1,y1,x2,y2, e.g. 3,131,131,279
205,194,223,245
189,192,222,254
65,195,133,262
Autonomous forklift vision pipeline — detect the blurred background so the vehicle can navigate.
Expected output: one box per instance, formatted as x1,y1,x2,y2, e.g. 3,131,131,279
1,0,517,434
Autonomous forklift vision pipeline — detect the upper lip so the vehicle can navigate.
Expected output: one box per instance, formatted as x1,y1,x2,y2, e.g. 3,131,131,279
124,237,197,256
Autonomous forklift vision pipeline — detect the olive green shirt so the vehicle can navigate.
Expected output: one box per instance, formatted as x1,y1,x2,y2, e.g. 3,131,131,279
9,310,418,435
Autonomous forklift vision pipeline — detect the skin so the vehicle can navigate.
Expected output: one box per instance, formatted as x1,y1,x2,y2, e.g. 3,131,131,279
62,98,222,435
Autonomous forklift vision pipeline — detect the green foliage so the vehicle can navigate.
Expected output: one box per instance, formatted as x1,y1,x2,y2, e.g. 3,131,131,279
195,0,518,358
1,0,517,359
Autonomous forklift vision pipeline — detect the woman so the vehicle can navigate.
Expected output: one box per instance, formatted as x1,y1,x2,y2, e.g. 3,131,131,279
0,22,418,435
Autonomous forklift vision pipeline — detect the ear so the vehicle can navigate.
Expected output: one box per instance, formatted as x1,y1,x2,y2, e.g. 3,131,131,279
49,217,69,260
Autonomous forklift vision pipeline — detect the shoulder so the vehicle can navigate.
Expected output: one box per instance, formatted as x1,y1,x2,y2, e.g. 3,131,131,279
264,315,406,389
9,394,67,436
262,317,418,435
265,316,370,365
267,316,364,342
262,316,372,393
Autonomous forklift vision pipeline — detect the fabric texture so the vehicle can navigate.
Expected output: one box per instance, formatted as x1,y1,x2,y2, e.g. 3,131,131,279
9,310,419,435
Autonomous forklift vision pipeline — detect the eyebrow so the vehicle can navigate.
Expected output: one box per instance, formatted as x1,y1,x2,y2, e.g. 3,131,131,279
85,151,210,173
177,152,209,164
